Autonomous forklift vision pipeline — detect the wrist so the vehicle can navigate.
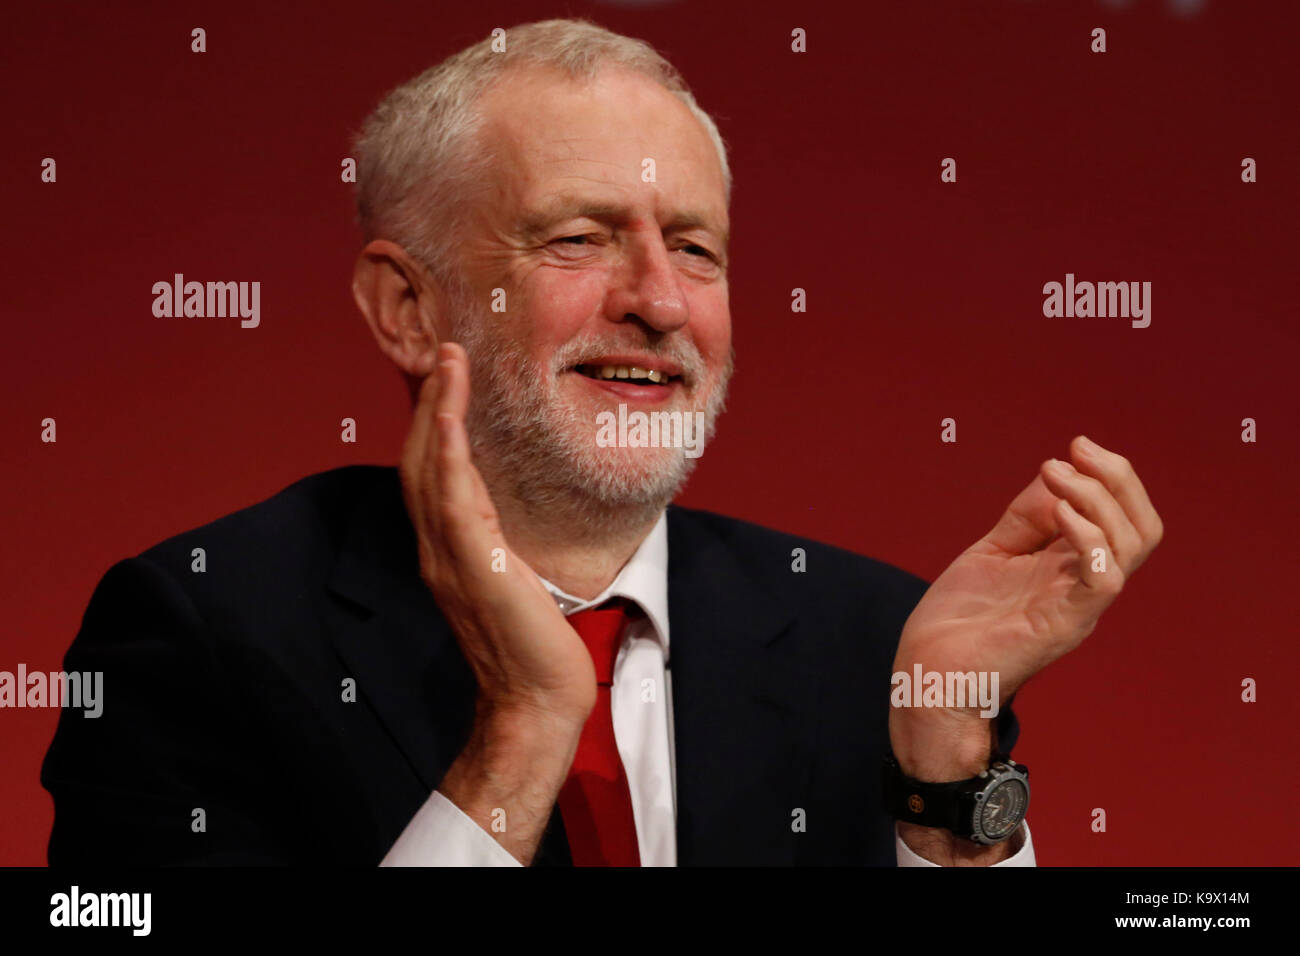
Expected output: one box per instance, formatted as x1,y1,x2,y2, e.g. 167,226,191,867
898,821,1020,866
444,701,584,805
437,703,585,865
889,709,996,782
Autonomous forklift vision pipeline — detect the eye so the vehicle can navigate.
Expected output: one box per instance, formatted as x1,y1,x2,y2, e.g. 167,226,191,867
550,234,605,250
548,234,604,258
676,243,718,263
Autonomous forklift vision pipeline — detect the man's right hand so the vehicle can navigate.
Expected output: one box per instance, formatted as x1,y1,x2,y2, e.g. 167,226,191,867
398,341,593,863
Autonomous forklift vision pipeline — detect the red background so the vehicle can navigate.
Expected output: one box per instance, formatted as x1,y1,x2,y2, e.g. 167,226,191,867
2,0,1296,865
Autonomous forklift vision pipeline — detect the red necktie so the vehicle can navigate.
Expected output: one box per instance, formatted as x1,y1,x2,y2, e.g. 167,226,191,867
557,599,641,867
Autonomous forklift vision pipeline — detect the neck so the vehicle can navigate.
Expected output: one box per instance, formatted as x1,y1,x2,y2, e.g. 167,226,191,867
487,484,663,601
467,423,676,599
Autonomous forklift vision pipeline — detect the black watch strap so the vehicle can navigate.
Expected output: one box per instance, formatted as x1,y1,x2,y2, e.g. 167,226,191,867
881,752,974,834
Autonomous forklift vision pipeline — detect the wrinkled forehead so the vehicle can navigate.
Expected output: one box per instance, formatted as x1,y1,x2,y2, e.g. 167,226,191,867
473,64,728,225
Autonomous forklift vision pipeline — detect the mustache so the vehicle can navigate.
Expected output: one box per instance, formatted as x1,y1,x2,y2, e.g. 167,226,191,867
548,334,708,387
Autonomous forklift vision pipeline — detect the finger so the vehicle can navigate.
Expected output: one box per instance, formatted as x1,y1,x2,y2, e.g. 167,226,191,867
434,345,472,511
1054,498,1125,607
435,346,496,565
980,474,1063,555
402,368,440,484
1039,457,1144,572
435,343,499,512
437,341,471,422
1069,436,1163,565
400,368,443,533
418,343,469,518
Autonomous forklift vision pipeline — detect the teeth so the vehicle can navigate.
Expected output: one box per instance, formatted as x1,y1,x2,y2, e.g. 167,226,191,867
584,364,670,383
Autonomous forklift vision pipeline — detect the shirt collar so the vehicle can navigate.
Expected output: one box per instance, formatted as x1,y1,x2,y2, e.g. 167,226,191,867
538,510,670,652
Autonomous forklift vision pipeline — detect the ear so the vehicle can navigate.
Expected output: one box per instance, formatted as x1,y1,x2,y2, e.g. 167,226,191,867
352,240,444,378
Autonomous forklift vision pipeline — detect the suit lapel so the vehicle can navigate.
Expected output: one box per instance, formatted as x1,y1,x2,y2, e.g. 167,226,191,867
668,507,818,865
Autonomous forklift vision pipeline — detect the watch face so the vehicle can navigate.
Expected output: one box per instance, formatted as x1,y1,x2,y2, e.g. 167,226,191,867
978,779,1029,841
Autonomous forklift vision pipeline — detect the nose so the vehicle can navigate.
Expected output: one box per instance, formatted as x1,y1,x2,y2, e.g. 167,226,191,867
603,232,689,333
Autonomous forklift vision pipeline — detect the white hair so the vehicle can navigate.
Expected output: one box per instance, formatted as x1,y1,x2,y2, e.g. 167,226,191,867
351,17,732,289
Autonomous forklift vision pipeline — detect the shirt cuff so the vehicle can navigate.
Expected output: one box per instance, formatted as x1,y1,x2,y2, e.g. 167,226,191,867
895,820,1036,867
380,790,522,867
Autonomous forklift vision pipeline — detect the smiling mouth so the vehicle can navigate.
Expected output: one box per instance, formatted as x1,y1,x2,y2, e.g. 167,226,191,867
575,363,679,386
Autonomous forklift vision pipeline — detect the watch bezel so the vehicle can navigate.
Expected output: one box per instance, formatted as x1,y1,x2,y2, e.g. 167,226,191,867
968,761,1030,845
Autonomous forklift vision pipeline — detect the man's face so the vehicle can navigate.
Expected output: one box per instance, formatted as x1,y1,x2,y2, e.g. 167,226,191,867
446,64,733,519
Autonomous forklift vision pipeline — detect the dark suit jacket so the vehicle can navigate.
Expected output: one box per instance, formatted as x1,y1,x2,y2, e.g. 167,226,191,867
41,465,1018,865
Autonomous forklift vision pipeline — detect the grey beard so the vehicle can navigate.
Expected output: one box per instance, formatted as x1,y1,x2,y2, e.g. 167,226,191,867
448,298,732,538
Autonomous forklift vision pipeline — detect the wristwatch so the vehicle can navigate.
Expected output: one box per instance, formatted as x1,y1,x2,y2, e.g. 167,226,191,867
882,751,1030,845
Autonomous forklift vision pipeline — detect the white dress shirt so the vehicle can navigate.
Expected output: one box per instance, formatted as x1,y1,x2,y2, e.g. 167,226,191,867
380,512,1035,867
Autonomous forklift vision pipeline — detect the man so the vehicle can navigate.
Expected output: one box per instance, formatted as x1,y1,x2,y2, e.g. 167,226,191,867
42,19,1162,866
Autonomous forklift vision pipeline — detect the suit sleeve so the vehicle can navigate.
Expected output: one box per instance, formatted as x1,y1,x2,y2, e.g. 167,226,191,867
41,556,297,865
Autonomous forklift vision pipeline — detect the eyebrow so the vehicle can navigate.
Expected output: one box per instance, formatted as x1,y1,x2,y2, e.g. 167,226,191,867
519,194,729,248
